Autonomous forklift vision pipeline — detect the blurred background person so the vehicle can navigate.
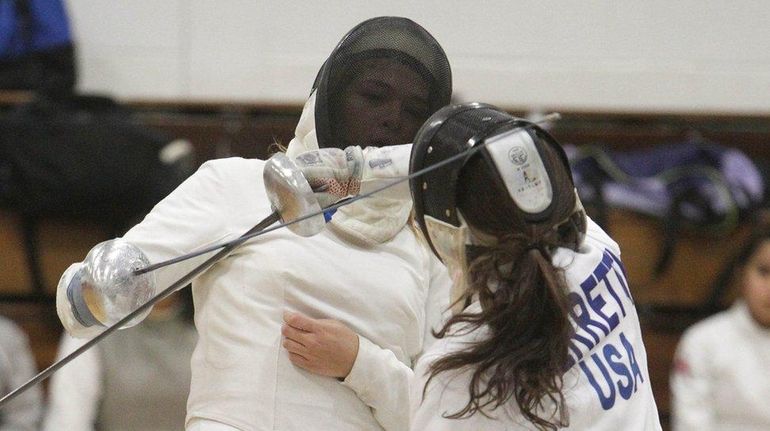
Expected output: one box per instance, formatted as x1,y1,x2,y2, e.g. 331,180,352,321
670,224,770,431
42,291,196,431
0,315,42,431
54,16,451,431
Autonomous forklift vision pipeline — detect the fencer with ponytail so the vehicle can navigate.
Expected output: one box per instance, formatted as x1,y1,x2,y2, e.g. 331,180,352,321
407,102,658,429
425,140,583,431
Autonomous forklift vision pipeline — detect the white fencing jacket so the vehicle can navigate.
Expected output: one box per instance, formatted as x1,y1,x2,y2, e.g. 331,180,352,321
670,302,770,431
411,219,662,430
118,156,449,431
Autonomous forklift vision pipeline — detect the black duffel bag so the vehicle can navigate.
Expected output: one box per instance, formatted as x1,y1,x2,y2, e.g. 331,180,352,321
0,94,194,223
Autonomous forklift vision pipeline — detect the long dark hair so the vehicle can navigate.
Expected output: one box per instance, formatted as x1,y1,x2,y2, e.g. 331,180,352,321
426,134,583,430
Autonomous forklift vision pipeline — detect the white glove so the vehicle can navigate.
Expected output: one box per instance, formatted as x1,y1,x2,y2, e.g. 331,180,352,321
294,144,413,208
358,144,412,199
294,146,365,208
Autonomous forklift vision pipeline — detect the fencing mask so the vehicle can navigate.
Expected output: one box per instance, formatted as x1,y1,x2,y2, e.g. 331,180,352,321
312,16,452,151
409,103,586,306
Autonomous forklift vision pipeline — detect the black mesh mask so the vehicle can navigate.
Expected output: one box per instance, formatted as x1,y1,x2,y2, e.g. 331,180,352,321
312,16,452,150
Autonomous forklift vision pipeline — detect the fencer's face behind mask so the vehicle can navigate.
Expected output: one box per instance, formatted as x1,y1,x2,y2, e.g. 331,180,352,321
335,57,430,148
313,16,451,150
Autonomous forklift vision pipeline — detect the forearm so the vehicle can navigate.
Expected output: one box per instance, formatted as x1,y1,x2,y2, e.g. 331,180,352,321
56,161,236,337
342,335,414,431
282,312,413,430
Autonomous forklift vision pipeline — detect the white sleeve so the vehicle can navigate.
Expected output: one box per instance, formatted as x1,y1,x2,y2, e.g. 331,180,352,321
670,327,715,431
410,336,516,431
54,160,240,338
341,243,451,431
410,357,453,431
359,144,412,200
121,160,241,292
342,335,413,431
42,335,102,431
410,353,508,431
0,322,43,431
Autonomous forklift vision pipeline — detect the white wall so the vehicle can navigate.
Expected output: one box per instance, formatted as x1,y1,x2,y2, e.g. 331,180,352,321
64,0,770,115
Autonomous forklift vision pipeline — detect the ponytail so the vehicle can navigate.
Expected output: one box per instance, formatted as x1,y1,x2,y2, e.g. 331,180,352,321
426,242,573,430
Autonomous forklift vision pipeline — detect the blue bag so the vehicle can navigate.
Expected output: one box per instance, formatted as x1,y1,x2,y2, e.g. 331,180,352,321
0,0,76,92
566,140,766,274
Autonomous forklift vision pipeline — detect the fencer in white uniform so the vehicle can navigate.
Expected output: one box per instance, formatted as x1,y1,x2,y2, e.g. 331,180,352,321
670,229,770,431
54,17,452,431
671,303,770,431
406,104,661,430
294,103,662,430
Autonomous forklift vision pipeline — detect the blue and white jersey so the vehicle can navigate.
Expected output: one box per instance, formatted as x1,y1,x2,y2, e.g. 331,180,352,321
411,218,662,430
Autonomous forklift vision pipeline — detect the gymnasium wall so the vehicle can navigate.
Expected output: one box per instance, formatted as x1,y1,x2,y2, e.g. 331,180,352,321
65,0,770,115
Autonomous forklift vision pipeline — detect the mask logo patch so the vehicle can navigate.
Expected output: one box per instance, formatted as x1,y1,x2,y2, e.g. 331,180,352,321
368,158,393,169
297,151,322,166
508,146,528,165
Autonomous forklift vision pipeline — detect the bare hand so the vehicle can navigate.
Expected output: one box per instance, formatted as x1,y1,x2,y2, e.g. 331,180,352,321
281,311,359,379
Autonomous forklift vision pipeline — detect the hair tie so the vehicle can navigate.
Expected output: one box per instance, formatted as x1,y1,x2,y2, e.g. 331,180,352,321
525,242,548,255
